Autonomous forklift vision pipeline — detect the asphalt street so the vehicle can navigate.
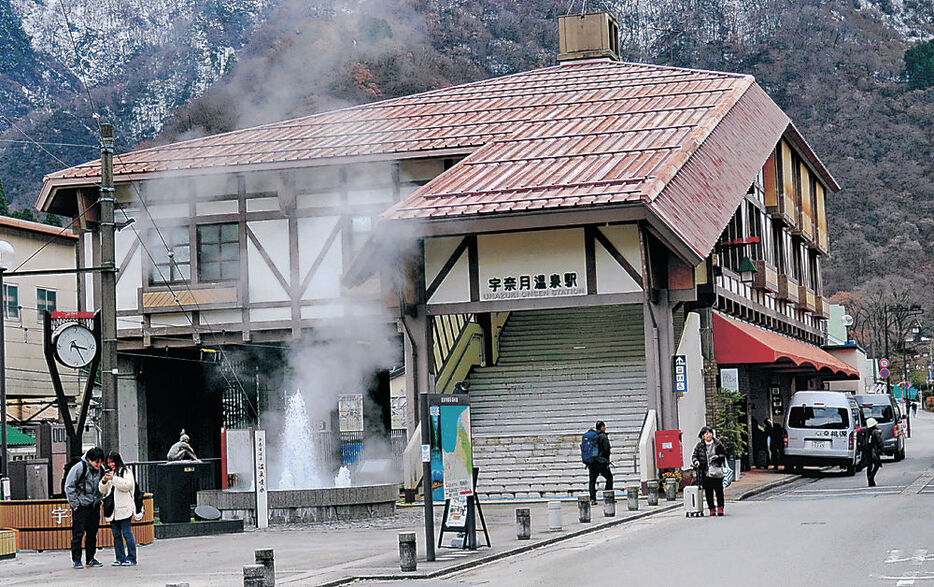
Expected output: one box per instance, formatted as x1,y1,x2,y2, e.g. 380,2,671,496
384,410,934,587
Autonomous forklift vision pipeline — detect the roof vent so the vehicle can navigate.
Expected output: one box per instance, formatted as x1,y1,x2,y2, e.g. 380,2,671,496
557,12,620,62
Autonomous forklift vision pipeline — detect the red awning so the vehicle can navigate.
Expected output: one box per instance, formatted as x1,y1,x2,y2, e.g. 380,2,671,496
712,312,858,379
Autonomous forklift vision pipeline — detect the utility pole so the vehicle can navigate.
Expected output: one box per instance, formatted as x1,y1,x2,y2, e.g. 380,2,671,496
884,305,891,396
99,123,119,451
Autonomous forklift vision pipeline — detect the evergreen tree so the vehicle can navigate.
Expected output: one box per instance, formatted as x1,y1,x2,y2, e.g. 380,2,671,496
0,176,9,216
904,40,934,90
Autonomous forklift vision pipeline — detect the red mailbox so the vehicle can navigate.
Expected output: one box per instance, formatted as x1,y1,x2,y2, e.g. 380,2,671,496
655,429,683,469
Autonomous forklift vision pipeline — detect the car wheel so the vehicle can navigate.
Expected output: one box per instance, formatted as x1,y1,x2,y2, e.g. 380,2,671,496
845,462,856,476
896,447,905,462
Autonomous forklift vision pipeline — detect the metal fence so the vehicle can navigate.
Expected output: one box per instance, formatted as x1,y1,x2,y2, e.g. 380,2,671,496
126,458,222,494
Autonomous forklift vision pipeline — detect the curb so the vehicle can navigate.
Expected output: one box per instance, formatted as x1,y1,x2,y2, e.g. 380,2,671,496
736,475,803,501
315,503,681,586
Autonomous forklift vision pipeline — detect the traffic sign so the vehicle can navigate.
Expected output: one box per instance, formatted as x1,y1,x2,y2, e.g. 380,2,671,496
880,358,890,368
880,368,890,379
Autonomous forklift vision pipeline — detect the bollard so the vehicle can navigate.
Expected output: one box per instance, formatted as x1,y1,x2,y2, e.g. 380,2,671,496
627,486,639,511
243,564,265,587
603,490,616,517
254,548,275,586
665,478,678,501
646,481,659,506
398,532,417,572
578,495,591,523
516,507,531,540
547,500,562,531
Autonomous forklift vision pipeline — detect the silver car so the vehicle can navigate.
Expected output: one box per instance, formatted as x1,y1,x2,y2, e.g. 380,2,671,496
855,394,906,461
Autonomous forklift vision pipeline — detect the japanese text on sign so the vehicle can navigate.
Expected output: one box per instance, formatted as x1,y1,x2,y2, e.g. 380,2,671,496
483,272,584,300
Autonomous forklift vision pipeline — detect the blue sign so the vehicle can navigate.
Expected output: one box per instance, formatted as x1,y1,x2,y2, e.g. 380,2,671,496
673,355,688,396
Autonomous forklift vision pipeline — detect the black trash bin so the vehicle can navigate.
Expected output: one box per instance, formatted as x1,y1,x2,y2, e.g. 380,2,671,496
156,462,213,523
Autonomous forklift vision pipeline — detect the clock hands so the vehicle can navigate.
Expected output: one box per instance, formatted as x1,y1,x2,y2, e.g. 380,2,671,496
70,340,86,362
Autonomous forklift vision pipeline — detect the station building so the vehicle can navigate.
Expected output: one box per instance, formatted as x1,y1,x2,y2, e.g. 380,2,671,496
36,13,856,497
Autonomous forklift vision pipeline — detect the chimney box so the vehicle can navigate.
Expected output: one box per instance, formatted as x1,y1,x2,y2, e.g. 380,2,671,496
558,12,620,62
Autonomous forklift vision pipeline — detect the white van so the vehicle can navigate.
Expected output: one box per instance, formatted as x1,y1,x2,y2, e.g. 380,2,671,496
783,391,863,475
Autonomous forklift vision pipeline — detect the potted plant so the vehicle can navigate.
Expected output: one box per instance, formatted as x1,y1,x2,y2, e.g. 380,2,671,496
713,387,747,478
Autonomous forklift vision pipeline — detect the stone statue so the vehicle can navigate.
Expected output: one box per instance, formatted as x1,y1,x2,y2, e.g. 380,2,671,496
167,429,201,462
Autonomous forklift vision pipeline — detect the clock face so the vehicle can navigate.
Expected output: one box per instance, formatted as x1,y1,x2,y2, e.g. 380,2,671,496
54,324,98,368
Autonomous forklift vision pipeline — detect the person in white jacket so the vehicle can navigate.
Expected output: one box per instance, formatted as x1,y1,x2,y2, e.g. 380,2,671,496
98,451,137,566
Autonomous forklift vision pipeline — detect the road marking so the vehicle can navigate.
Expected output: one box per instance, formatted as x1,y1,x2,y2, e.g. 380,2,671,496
903,469,934,495
791,486,903,493
897,570,918,585
887,550,905,563
915,550,930,566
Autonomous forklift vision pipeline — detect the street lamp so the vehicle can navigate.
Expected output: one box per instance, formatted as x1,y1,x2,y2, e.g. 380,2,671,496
0,239,15,496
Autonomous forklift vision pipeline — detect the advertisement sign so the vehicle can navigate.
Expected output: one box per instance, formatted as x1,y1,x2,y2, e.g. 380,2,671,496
430,405,444,501
338,394,364,432
720,368,739,393
441,403,474,499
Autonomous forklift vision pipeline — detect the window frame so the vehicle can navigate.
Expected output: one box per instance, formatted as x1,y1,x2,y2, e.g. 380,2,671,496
36,287,57,321
149,225,192,285
3,283,19,321
197,222,240,283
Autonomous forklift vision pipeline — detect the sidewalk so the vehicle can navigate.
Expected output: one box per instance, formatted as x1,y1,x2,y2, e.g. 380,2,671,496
726,468,799,501
0,471,799,586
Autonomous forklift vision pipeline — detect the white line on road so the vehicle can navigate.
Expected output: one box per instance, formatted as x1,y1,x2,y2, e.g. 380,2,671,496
897,570,919,586
791,486,904,492
887,550,905,563
914,550,929,566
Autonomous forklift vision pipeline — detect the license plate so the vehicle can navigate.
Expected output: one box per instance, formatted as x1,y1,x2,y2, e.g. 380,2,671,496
805,439,831,449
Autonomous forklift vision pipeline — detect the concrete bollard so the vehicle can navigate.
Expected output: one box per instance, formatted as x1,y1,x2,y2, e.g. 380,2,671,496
603,490,616,517
398,532,417,572
254,549,275,586
547,500,562,531
646,481,659,506
665,478,678,501
627,486,640,511
516,507,531,540
243,564,265,587
577,495,591,523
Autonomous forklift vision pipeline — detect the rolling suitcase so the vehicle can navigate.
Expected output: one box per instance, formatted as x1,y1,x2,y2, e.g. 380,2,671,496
684,484,704,517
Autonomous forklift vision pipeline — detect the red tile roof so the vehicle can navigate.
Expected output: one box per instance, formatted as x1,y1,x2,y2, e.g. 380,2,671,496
38,60,836,260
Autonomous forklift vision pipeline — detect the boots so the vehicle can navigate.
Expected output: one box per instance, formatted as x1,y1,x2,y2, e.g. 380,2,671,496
717,507,724,516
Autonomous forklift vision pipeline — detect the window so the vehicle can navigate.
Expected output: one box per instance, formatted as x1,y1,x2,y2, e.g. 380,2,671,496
151,226,191,284
788,406,849,429
198,223,239,281
860,405,894,424
3,284,18,320
37,288,57,319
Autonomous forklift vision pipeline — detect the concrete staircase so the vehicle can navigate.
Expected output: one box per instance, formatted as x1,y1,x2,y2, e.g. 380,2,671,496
468,305,648,499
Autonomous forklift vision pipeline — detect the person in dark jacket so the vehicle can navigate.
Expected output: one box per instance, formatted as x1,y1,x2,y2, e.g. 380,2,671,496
64,447,105,569
765,418,785,470
692,426,728,516
587,421,613,505
863,417,885,487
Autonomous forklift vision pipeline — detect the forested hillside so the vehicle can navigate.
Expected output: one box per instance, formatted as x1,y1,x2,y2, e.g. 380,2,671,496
1,0,933,315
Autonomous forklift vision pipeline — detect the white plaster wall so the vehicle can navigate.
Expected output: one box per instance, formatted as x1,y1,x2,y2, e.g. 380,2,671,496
248,307,291,323
247,219,291,303
301,303,345,320
200,309,243,325
246,197,280,212
147,203,188,219
594,242,641,294
676,312,707,469
196,200,239,215
116,245,141,311
297,217,342,300
425,237,469,305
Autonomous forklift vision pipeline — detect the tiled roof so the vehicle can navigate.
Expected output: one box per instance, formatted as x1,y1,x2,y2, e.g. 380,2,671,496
0,216,78,240
39,60,833,259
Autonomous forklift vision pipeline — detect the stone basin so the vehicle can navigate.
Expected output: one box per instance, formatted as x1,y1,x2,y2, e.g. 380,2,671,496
197,483,397,526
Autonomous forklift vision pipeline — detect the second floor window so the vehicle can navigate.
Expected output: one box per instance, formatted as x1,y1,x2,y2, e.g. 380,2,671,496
198,223,240,281
37,287,56,319
3,284,18,320
151,226,191,284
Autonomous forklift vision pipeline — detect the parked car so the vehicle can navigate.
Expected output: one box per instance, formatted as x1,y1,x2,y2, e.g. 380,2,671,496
783,391,864,475
855,394,906,461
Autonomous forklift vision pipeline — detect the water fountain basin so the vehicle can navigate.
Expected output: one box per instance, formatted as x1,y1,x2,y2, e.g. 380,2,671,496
196,483,398,525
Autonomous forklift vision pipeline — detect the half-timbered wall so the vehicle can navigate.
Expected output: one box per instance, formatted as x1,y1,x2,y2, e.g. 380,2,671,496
90,158,456,349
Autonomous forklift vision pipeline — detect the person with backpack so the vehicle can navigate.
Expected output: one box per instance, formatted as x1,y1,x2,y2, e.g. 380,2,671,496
862,418,885,487
583,421,613,505
64,447,105,569
99,451,138,566
691,426,728,517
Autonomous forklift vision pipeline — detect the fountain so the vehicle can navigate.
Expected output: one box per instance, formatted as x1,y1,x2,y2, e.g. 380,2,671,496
198,391,398,525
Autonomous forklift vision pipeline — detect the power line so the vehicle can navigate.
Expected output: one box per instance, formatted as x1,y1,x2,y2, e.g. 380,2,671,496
0,139,97,149
55,0,103,135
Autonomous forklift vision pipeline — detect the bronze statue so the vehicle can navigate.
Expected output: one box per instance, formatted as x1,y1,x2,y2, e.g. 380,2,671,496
167,429,200,462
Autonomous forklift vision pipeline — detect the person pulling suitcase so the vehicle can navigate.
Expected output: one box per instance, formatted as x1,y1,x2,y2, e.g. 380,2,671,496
692,426,728,517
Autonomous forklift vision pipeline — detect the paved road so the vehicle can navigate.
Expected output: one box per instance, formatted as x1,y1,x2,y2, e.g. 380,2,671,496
391,410,934,587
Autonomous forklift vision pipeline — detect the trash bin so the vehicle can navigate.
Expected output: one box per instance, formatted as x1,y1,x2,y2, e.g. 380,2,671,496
156,462,212,523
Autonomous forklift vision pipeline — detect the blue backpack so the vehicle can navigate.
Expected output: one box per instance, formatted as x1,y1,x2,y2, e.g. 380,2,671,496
580,430,599,465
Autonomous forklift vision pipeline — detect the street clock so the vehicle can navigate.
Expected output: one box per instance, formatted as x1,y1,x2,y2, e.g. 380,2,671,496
53,323,98,368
